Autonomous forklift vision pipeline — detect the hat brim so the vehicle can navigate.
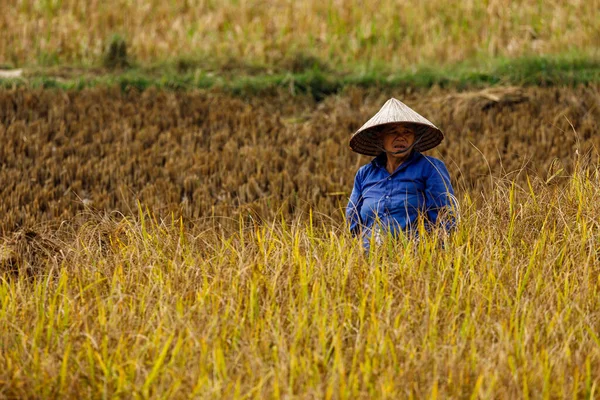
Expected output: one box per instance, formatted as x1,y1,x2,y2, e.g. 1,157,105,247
349,121,443,156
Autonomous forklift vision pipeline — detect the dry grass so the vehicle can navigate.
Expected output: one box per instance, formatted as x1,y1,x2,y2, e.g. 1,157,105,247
1,0,599,69
1,164,599,398
1,86,600,397
1,85,599,232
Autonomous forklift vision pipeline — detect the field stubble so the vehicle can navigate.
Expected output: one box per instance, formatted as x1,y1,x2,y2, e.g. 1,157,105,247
0,85,600,398
0,85,599,232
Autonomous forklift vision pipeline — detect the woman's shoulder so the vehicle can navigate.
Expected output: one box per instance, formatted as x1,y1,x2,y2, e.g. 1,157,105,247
353,157,383,183
355,162,375,179
415,153,448,169
358,155,383,173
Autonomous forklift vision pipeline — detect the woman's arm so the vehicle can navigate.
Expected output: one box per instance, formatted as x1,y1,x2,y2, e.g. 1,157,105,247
346,169,364,236
423,159,457,231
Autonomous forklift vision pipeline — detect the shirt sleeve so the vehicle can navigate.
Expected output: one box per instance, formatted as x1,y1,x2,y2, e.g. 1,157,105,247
424,159,457,231
346,168,364,236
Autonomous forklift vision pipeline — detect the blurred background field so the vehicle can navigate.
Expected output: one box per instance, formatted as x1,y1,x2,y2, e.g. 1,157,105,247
1,0,600,94
1,1,600,398
2,0,599,72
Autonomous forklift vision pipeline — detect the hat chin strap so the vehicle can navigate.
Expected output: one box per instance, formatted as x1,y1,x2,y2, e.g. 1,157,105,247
382,135,423,156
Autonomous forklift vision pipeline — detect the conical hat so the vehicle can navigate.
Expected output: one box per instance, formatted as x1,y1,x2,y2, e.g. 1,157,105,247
349,98,444,156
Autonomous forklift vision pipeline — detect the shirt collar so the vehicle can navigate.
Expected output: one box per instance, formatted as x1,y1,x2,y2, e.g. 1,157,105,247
371,150,419,170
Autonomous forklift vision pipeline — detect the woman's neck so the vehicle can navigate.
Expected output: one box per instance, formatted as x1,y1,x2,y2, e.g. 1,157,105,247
385,152,410,174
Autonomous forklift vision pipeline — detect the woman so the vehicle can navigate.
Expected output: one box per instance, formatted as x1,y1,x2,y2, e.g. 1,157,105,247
346,98,456,250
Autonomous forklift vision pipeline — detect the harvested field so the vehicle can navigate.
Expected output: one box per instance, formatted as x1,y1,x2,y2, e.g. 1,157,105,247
0,85,599,233
1,85,600,398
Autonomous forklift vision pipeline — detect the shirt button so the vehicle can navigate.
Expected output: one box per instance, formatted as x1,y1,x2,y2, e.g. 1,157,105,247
387,177,391,181
385,195,390,199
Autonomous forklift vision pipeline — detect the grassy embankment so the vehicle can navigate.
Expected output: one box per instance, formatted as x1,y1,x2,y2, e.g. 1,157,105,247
2,55,600,97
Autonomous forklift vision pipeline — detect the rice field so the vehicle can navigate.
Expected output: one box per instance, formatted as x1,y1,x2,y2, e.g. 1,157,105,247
1,0,600,397
1,85,599,232
2,0,599,70
0,85,600,398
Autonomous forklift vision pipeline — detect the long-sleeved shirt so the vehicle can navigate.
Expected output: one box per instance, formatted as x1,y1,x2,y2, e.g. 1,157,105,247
346,151,456,249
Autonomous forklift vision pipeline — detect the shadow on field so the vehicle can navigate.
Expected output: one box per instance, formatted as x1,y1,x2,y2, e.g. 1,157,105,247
0,228,63,277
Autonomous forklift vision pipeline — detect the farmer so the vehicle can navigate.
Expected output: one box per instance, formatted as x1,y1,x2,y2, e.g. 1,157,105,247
346,98,457,250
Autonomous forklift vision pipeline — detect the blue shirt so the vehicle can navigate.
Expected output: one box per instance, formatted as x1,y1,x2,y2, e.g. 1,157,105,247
346,151,455,248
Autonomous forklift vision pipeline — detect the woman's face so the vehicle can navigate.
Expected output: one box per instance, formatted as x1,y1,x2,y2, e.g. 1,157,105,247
380,125,415,153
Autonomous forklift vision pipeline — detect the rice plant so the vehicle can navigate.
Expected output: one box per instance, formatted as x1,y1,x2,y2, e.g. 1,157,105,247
1,163,599,398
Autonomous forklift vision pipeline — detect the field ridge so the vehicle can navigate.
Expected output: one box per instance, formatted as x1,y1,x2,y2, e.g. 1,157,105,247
2,55,600,96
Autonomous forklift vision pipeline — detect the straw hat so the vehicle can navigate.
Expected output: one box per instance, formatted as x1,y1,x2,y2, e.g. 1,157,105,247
349,98,444,156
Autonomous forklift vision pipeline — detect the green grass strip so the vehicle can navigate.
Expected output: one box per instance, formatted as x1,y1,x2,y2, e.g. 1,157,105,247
1,55,599,98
